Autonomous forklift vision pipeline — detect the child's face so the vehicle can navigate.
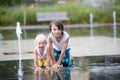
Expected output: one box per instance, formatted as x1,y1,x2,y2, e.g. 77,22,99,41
51,24,62,38
37,40,46,48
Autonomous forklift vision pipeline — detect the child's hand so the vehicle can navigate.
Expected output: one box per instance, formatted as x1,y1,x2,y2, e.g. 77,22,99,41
34,67,39,73
35,67,39,70
35,67,42,70
52,63,60,69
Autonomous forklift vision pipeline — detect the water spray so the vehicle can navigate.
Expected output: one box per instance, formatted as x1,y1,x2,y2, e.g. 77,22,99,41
113,11,117,45
16,22,23,80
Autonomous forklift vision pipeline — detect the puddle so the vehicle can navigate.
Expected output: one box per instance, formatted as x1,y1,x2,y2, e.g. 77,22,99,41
0,56,120,80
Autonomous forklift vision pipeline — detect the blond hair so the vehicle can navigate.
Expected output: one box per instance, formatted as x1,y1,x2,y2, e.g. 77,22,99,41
34,34,47,45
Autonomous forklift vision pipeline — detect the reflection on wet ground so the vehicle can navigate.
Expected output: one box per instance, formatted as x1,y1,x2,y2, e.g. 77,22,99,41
90,66,120,80
0,56,120,80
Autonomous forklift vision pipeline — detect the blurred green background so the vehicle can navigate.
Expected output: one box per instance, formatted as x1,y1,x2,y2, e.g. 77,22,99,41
0,0,120,26
0,0,120,39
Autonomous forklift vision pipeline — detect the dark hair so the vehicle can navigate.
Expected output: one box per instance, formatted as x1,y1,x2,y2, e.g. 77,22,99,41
49,20,64,31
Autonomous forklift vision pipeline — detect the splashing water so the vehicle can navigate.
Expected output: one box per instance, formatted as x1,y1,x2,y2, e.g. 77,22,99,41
16,22,23,80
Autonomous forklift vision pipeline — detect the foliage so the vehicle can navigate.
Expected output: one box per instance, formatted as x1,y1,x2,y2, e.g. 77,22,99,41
0,0,21,7
0,0,120,26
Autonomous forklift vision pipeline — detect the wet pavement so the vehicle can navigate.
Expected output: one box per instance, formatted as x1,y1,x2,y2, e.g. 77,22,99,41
0,35,120,80
0,57,120,80
0,36,120,61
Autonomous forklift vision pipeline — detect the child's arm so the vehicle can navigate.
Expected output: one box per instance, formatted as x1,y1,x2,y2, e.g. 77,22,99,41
53,38,69,68
34,49,38,68
47,36,56,64
46,48,51,67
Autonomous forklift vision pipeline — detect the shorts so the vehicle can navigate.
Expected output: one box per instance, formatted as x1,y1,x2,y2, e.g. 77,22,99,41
54,48,72,67
38,58,47,68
